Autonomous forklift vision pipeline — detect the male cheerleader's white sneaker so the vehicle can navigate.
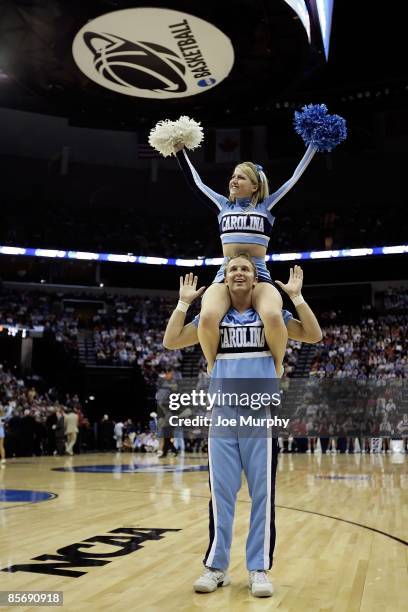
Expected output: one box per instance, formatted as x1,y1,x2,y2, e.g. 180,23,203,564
248,571,274,597
193,568,231,593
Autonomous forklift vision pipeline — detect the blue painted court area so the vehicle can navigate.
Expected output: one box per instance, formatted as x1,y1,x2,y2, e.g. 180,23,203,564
52,464,209,474
0,489,57,503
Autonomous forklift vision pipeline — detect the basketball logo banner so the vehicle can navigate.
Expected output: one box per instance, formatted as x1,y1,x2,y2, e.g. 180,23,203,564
72,8,234,99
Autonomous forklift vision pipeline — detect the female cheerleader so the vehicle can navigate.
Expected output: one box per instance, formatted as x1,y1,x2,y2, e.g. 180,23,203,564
173,142,315,375
150,106,346,374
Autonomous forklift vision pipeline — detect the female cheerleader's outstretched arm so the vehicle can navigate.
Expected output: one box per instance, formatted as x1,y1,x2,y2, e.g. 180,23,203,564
266,144,317,213
174,143,228,214
174,142,231,372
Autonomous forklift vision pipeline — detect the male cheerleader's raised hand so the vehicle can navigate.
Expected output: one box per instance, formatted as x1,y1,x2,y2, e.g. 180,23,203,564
179,272,206,307
163,273,205,351
275,266,322,344
275,265,304,300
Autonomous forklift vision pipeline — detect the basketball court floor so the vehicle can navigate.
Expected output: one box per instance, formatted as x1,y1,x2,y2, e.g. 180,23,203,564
0,451,406,611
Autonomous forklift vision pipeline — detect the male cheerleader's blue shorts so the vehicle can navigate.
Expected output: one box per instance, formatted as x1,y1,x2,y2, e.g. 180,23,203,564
212,256,273,284
0,426,4,438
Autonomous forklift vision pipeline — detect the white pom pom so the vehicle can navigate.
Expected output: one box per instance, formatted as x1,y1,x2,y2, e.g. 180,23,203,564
148,119,178,157
148,116,204,157
173,116,204,150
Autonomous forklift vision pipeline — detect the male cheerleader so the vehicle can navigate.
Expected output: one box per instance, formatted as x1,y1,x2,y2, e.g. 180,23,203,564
163,254,322,597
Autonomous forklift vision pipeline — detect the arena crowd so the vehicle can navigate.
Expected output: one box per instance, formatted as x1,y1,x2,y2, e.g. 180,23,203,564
0,287,407,458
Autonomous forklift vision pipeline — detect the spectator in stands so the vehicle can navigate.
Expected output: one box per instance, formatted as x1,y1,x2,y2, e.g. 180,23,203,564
396,414,408,451
21,408,36,456
98,414,114,451
55,407,65,456
33,412,47,456
149,412,158,433
46,407,57,455
114,420,124,451
143,432,159,453
65,408,79,456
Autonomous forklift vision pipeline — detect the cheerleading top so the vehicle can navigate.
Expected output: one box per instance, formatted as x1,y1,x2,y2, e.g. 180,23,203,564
192,307,293,379
176,146,316,249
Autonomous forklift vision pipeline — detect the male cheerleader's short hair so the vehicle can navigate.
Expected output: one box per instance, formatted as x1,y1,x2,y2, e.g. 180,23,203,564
230,162,270,205
224,253,258,278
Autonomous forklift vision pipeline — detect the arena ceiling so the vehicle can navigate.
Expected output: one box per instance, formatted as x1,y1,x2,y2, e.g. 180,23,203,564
0,0,405,129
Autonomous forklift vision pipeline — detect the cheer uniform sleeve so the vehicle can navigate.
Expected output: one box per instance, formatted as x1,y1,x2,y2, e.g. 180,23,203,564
265,144,317,212
282,309,293,325
175,149,227,213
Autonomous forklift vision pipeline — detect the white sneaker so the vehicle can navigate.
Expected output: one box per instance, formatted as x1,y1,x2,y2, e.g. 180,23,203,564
193,568,231,593
249,571,274,597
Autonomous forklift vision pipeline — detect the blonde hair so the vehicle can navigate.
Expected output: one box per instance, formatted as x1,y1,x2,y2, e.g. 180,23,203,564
230,162,269,206
224,252,258,278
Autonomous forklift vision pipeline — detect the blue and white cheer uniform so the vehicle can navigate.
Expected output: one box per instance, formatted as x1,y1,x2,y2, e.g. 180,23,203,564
193,307,293,571
176,147,316,284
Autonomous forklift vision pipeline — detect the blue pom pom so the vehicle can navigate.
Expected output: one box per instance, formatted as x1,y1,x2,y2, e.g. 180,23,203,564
294,103,347,152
